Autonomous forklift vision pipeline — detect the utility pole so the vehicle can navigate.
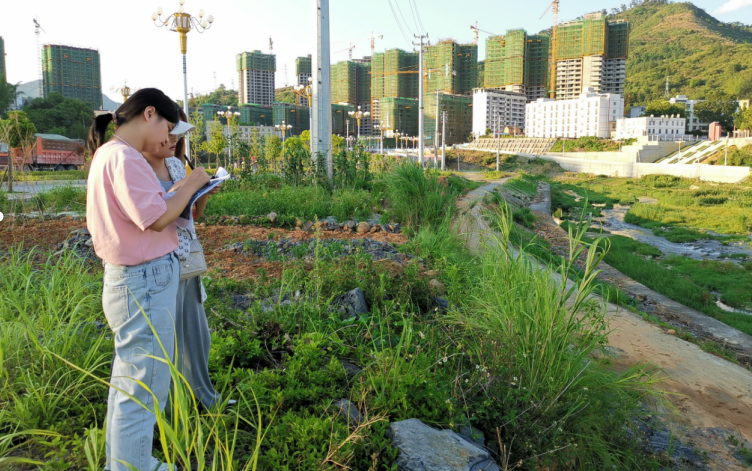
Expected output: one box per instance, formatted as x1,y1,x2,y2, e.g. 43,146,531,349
441,110,447,171
435,89,440,165
496,113,501,172
413,33,428,167
312,0,333,184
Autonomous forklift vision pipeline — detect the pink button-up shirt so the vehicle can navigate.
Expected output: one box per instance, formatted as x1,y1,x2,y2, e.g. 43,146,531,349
86,139,177,266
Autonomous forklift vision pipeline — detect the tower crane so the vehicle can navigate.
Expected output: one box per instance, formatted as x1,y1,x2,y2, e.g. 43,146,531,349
333,43,356,60
469,22,498,44
334,33,383,58
34,18,46,99
269,36,273,52
369,31,383,58
540,0,559,98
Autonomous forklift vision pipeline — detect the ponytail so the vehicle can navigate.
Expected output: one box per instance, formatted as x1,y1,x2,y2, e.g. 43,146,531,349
87,88,180,155
87,113,115,154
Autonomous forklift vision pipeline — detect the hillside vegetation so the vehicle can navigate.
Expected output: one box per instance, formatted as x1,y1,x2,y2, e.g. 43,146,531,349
621,2,752,105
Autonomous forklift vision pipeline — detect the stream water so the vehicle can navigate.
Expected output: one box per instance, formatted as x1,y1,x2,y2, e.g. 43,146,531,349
592,205,752,316
593,204,752,262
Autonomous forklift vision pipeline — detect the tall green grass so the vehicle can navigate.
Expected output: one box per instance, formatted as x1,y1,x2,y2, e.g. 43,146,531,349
205,185,374,222
380,163,458,228
449,204,663,468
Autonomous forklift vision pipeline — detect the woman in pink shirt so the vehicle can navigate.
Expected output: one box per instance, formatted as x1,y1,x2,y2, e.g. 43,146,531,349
86,88,210,471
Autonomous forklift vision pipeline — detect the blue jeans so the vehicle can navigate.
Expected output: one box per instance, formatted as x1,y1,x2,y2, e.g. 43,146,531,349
102,253,179,471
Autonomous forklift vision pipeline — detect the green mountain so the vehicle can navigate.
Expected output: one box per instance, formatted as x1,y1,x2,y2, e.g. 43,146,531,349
620,2,752,106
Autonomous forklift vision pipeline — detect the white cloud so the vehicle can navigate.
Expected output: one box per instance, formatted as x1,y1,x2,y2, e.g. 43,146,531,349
714,0,752,14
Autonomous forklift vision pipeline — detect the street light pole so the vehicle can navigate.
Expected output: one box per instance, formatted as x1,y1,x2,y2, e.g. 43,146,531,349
152,0,214,162
442,110,447,171
413,33,428,167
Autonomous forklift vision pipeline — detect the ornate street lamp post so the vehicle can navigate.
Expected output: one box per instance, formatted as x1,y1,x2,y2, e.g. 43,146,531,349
217,110,240,167
348,106,370,145
293,77,314,151
152,0,214,161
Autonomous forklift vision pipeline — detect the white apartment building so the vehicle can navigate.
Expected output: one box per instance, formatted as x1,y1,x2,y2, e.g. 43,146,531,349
525,87,624,138
205,122,282,142
668,95,705,133
555,56,626,101
472,88,527,138
614,115,687,140
630,106,647,118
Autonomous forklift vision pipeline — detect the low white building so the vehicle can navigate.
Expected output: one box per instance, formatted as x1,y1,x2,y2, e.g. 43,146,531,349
524,87,624,139
205,122,282,142
472,88,527,138
614,115,687,140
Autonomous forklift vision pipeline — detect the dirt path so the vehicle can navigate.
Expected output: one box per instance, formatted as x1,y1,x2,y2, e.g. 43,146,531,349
457,180,752,470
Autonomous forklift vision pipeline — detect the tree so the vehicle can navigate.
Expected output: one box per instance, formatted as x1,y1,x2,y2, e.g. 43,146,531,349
0,111,37,191
0,75,20,116
265,135,282,173
24,92,94,139
642,99,687,118
694,92,738,131
734,106,752,132
205,121,227,170
189,109,206,168
300,130,311,152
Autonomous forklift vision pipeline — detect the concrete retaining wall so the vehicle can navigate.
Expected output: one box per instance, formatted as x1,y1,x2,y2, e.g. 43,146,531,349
537,155,750,183
545,151,638,163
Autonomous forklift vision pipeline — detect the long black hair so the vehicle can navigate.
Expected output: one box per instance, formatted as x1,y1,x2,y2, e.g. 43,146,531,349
87,88,180,155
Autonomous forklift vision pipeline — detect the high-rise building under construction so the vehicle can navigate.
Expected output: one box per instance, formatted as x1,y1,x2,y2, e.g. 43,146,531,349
0,36,6,80
484,30,550,102
295,55,312,107
554,13,629,100
237,51,276,107
42,44,102,109
483,14,628,101
332,59,372,135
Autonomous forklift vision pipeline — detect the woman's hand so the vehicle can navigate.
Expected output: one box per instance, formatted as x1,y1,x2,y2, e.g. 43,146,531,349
207,184,222,196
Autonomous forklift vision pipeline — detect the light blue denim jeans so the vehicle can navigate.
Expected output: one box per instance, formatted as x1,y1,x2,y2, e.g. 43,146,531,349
102,253,179,471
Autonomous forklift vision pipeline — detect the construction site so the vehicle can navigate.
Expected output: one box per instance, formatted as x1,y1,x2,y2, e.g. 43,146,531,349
554,13,629,99
483,30,550,102
237,50,276,107
41,44,103,110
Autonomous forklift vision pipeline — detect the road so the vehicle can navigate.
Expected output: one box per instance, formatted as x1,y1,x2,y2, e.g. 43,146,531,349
1,179,87,199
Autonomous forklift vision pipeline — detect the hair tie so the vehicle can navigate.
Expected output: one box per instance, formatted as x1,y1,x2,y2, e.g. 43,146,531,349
111,112,118,122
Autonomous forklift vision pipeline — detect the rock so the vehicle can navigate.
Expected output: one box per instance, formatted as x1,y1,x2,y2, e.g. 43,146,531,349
296,218,303,228
635,294,647,302
459,426,485,448
70,228,90,236
302,221,315,232
231,294,253,311
388,419,499,471
84,239,93,247
357,222,371,233
333,399,361,428
339,358,362,378
425,270,441,278
369,225,378,233
332,288,369,318
667,329,676,335
267,212,278,224
429,279,446,294
433,297,450,314
345,220,357,230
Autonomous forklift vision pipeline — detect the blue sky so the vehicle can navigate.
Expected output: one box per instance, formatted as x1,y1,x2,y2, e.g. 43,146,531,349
3,0,751,106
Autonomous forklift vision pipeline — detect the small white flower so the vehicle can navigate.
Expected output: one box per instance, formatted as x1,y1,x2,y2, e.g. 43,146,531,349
583,387,589,391
443,357,448,363
465,379,469,383
418,331,425,339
